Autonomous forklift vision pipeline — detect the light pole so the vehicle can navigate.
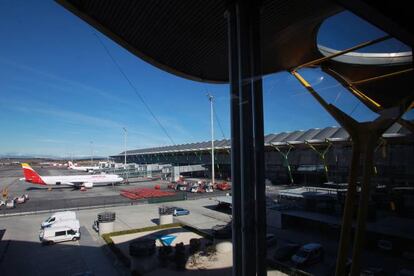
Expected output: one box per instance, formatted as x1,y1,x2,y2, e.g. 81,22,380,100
207,94,215,186
123,127,127,168
90,141,93,166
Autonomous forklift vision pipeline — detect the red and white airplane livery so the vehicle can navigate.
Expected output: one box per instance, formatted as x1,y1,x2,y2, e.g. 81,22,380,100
21,163,124,188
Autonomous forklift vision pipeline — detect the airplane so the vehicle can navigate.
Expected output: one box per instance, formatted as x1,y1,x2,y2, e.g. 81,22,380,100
21,163,124,189
68,161,100,172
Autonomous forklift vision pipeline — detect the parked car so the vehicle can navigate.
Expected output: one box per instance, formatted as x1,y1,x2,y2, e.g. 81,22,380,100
216,182,231,191
0,200,5,208
377,239,393,251
39,226,80,245
396,269,414,276
361,267,386,276
189,184,199,193
15,195,26,204
41,211,77,228
92,220,99,232
291,243,324,267
172,207,190,216
273,243,301,262
6,199,15,209
205,184,214,193
176,184,187,191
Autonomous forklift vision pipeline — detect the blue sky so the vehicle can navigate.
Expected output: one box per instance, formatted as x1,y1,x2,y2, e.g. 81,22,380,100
0,1,410,157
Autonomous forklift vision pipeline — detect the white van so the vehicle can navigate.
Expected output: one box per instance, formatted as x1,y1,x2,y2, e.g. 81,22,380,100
41,211,76,228
48,219,80,230
39,226,80,244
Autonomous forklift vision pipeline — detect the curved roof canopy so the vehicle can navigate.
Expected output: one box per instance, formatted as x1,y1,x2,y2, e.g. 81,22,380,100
114,123,411,156
57,0,342,83
316,44,413,109
57,0,413,111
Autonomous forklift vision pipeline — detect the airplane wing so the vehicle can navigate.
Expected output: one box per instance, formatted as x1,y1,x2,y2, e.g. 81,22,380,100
64,182,94,189
61,182,84,188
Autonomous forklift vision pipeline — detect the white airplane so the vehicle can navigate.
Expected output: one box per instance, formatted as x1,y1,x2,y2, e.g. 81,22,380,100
68,161,99,172
21,163,123,188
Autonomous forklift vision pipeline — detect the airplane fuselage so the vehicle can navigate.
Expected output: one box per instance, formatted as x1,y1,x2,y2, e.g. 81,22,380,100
40,174,123,185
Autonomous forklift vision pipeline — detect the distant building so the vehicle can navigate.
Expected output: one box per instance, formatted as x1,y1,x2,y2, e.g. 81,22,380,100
111,124,413,186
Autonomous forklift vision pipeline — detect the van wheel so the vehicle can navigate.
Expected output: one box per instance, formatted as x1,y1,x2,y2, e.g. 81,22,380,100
72,237,77,241
48,241,54,245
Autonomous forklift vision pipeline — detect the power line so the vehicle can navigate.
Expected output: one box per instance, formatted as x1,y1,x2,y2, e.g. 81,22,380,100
93,33,176,145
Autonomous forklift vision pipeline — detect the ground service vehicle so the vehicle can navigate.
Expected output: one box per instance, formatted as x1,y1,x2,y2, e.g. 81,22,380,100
41,211,76,228
46,219,80,230
6,199,15,209
39,226,80,244
291,243,324,266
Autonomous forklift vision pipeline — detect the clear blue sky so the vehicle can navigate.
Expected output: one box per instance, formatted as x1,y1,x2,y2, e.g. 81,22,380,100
0,1,410,157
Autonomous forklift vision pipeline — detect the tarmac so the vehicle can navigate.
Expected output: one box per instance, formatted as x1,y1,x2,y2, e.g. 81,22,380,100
0,165,227,216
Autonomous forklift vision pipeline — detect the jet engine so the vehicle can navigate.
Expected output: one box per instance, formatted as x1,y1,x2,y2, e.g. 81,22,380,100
83,182,93,188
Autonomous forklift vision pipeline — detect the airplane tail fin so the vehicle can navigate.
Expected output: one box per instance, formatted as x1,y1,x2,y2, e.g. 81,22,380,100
68,161,74,168
21,163,46,185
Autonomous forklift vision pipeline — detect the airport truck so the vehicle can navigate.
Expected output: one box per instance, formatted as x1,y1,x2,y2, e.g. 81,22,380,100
39,226,81,245
46,219,80,231
41,211,77,228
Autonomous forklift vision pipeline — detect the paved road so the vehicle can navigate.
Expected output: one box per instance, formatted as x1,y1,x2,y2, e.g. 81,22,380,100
0,197,233,276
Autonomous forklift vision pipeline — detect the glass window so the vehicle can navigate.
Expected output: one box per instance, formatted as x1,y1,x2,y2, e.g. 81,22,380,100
55,231,66,236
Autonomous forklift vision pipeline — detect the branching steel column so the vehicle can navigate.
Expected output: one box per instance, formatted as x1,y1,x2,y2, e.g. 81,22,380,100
350,135,376,275
305,141,332,182
291,70,412,275
272,145,294,184
335,138,360,276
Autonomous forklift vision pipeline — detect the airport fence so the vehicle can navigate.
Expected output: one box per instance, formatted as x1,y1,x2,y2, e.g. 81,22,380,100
1,191,196,217
0,195,146,217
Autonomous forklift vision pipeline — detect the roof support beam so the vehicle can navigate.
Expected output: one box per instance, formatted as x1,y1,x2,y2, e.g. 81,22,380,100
294,35,391,70
351,68,413,85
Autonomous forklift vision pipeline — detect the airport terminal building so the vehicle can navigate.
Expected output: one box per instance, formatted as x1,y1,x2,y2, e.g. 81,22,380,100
112,124,414,186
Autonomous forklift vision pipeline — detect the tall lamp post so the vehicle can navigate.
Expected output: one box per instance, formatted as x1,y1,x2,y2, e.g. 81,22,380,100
123,127,128,183
207,94,215,186
90,141,93,166
123,127,127,168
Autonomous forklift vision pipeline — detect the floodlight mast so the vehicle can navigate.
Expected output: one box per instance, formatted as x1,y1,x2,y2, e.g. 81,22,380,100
90,141,93,165
123,127,127,168
208,94,215,186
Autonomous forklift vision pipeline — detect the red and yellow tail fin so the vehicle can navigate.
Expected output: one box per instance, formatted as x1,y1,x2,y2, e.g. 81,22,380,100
21,163,46,185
